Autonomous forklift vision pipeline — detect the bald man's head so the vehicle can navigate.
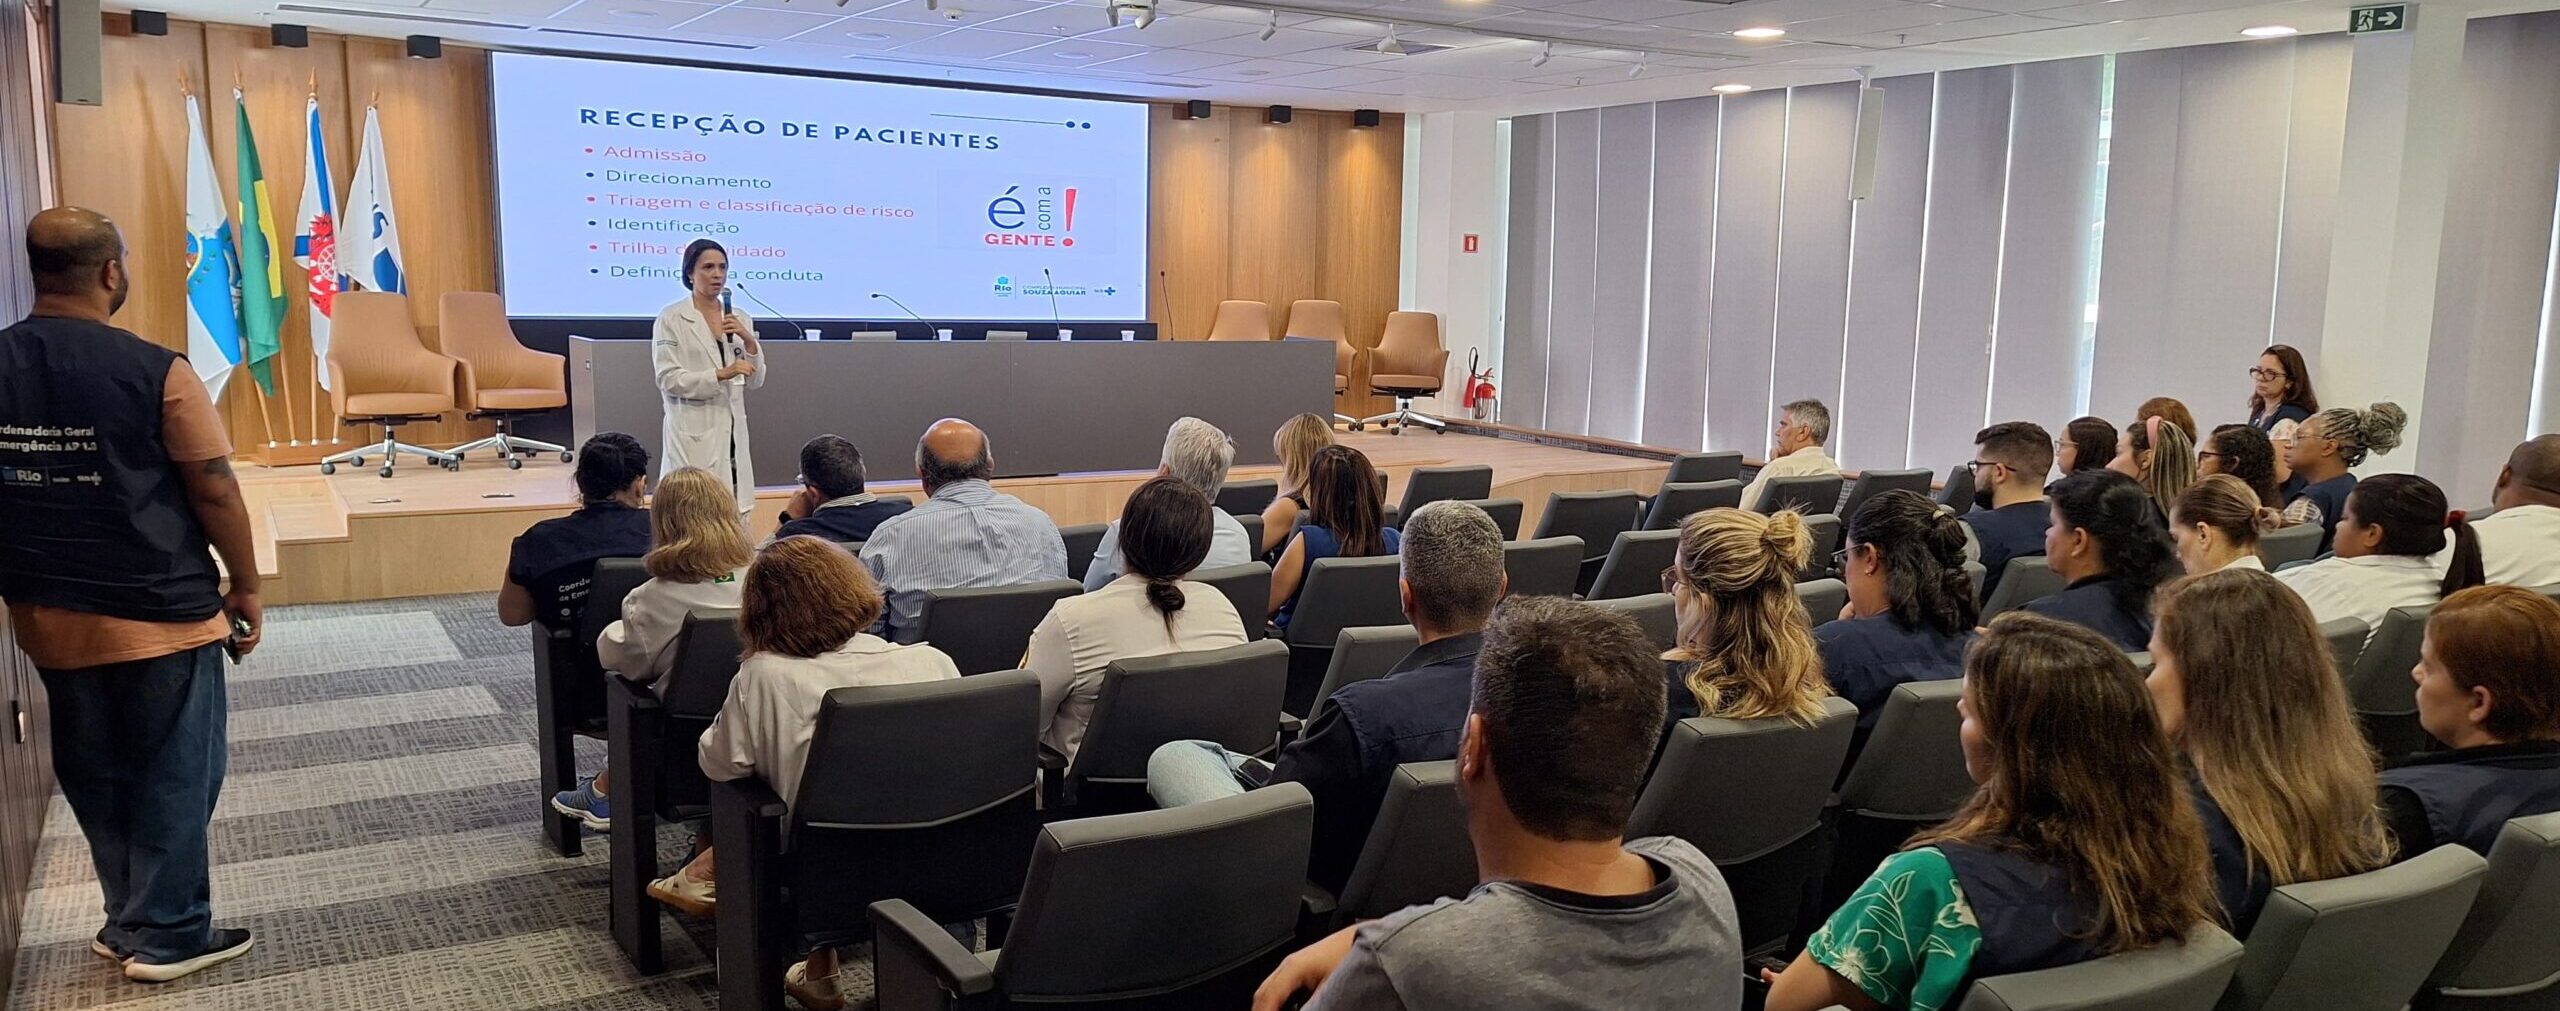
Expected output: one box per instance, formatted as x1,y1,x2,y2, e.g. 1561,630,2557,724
2495,434,2560,510
916,418,994,492
27,207,128,311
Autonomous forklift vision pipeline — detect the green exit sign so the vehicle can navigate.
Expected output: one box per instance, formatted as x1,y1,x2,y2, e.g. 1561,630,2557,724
2350,3,2409,33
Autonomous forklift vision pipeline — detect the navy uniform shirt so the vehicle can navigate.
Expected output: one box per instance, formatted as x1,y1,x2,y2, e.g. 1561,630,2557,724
774,494,912,545
2380,741,2560,858
506,500,652,629
1275,631,1481,892
2017,574,2153,651
1960,501,2049,598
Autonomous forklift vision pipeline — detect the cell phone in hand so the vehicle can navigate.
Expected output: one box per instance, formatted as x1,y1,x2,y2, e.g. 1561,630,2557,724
1236,755,1276,788
221,616,252,663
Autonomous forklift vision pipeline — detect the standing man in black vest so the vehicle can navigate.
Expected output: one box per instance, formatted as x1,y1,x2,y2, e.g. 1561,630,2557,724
0,207,261,982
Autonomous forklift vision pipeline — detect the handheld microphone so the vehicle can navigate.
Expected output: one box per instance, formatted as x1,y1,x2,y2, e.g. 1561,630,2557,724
1043,267,1065,339
733,283,814,341
719,285,733,318
870,291,931,328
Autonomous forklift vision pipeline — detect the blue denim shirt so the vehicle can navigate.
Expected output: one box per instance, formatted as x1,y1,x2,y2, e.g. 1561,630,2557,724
858,479,1069,641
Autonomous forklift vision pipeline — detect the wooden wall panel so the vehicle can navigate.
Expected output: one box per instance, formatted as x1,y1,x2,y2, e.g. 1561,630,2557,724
1320,110,1405,416
1147,106,1233,344
49,15,204,376
1224,115,1329,334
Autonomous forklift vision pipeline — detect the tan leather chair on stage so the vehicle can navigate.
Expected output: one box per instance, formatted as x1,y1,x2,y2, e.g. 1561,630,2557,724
1284,299,1360,426
439,292,572,469
319,291,462,477
1205,299,1274,341
1355,311,1449,434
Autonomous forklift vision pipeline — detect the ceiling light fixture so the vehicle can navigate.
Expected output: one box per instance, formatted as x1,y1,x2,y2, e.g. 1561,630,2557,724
1733,26,1785,39
925,0,939,11
2240,23,2297,36
1712,82,1751,93
846,30,891,39
1531,40,1550,67
1055,50,1093,58
1628,52,1646,77
1260,9,1278,40
1375,23,1407,55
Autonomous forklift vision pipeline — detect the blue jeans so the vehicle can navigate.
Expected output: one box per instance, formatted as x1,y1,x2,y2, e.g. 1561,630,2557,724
1145,740,1253,809
41,642,227,963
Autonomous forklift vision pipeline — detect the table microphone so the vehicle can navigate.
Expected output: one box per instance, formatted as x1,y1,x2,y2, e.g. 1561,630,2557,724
734,283,814,340
1043,267,1065,340
870,291,930,326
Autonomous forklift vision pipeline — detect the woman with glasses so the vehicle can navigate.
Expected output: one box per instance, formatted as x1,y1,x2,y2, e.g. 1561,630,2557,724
1822,491,1977,761
2279,402,2408,554
2247,345,2320,442
2198,424,2284,509
1659,507,1834,729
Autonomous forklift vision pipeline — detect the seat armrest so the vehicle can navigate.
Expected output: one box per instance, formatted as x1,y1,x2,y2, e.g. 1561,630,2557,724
1277,712,1303,739
453,355,482,407
1037,743,1067,771
871,899,997,1010
714,776,792,1011
712,775,789,821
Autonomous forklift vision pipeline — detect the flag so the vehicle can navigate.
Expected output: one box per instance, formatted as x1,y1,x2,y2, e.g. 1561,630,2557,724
233,90,284,396
340,105,405,294
182,92,242,403
293,94,338,390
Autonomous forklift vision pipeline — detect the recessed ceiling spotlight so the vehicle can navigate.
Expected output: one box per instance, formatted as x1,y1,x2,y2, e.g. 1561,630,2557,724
1239,68,1272,75
1260,9,1279,40
1531,40,1551,67
2240,23,2297,36
1733,26,1785,39
846,30,892,39
1628,52,1646,77
1711,82,1751,93
1055,50,1093,58
608,8,657,17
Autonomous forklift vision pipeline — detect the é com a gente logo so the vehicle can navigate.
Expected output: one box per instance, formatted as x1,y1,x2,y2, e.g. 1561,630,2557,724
985,185,1078,247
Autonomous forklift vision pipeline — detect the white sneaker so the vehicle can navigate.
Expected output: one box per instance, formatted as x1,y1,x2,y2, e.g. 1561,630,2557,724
646,869,716,917
784,959,846,1011
123,929,253,983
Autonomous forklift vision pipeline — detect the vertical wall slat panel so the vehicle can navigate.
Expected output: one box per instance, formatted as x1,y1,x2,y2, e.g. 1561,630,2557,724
2423,12,2560,500
1587,103,1656,441
1643,97,1720,450
1706,91,1788,455
1987,57,2103,432
1544,109,1602,432
1906,65,2017,472
1836,74,1938,469
1502,114,1553,430
2272,35,2354,357
1769,82,1861,416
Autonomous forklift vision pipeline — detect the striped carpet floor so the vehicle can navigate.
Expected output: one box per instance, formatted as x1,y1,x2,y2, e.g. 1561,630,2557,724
8,592,898,1010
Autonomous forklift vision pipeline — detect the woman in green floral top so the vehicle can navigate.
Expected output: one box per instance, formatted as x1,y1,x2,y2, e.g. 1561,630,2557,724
1764,613,2221,1011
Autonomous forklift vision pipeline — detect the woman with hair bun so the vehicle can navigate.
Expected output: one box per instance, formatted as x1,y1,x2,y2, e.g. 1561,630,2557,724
2171,475,2281,575
1027,477,1249,762
2199,425,2284,511
1820,491,1977,755
1661,507,1834,727
2023,470,2181,651
2277,473,2485,647
2280,402,2408,554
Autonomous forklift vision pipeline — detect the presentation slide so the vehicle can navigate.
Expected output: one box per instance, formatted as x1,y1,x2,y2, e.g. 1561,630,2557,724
488,52,1149,321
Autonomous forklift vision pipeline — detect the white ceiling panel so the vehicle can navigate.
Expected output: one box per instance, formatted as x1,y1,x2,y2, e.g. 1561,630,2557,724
852,0,1064,27
1082,45,1245,71
545,0,722,28
1077,12,1264,43
677,4,849,37
419,0,580,16
1175,55,1341,79
986,35,1154,62
818,16,952,42
1544,0,1749,22
885,25,1057,54
1276,64,1414,87
1184,25,1373,54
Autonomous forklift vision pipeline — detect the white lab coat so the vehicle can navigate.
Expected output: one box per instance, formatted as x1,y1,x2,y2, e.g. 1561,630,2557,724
653,298,764,511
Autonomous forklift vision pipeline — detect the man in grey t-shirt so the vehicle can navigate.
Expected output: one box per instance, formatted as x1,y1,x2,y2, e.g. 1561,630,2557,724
1253,597,1743,1011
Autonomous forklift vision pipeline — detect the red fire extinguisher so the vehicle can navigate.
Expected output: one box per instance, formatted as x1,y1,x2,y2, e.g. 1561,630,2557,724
1462,349,1497,421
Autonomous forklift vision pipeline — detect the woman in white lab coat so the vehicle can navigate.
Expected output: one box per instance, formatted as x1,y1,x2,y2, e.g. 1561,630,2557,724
654,239,763,514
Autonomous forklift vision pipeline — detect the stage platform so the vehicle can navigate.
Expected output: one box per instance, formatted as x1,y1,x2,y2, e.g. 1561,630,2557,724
234,424,1681,605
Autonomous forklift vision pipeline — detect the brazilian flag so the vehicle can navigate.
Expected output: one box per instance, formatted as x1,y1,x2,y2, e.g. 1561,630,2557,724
234,91,284,396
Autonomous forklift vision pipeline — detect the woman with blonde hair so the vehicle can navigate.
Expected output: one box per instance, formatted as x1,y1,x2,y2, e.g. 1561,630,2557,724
659,535,962,1010
1822,490,1976,758
2149,569,2390,931
1660,507,1832,726
2111,414,2197,522
552,466,752,832
2170,474,2281,575
1261,412,1337,555
1764,614,2217,1011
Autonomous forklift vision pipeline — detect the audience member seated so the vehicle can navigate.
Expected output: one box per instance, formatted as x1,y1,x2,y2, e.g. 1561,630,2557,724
2112,415,2195,524
1147,501,1505,891
1269,445,1400,631
2246,344,2319,444
548,467,752,832
2135,395,2199,444
2171,475,2279,575
2379,585,2560,859
498,432,653,629
2200,424,2285,511
1960,421,2053,598
2021,470,2180,651
2276,473,2483,637
1256,598,1744,1011
1028,477,1249,762
2058,415,2117,475
2279,402,2408,554
1762,613,2217,1011
1823,492,1976,752
772,435,911,544
1083,417,1256,592
2471,435,2560,588
1261,412,1337,557
859,418,1068,641
1659,507,1833,730
2148,570,2390,933
661,535,962,1010
1740,399,1841,513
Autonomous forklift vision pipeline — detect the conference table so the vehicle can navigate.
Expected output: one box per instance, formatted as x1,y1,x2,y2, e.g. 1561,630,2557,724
569,336,1338,481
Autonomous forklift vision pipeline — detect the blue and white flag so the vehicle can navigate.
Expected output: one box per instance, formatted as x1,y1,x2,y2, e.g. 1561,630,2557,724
182,91,243,403
338,105,404,294
294,94,339,390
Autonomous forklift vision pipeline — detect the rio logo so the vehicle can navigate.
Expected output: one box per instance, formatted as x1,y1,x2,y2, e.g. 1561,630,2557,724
984,184,1080,248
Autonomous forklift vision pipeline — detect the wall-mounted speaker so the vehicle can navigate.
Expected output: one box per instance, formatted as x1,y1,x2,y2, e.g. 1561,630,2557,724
1183,99,1212,120
1266,104,1292,124
272,24,309,48
53,0,101,107
1850,85,1883,201
406,34,443,59
1353,108,1381,128
129,9,169,36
